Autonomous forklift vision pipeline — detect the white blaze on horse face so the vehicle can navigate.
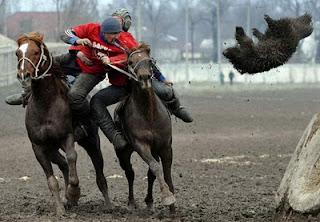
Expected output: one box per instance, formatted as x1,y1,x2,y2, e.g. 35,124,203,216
18,43,29,70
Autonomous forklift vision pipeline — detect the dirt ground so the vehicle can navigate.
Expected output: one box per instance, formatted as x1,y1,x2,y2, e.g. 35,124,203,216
1,82,320,222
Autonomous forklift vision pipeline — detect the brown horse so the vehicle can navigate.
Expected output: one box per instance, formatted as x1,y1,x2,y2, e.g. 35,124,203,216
114,42,176,214
15,31,113,215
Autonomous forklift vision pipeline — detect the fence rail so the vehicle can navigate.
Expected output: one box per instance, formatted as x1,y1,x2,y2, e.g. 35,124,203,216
162,63,320,84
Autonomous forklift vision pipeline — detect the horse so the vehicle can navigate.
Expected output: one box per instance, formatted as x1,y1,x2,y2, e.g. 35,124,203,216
114,42,176,214
15,31,113,215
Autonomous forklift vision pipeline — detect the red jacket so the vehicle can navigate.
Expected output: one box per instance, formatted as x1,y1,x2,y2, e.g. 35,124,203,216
72,22,138,86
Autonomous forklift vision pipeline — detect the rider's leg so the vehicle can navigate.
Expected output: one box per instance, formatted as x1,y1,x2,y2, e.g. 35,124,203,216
5,80,31,106
68,73,105,131
54,52,76,66
152,79,193,123
54,52,81,77
90,85,128,150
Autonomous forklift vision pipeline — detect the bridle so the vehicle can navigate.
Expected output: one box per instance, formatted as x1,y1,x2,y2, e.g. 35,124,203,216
17,43,53,80
107,49,156,82
127,50,154,76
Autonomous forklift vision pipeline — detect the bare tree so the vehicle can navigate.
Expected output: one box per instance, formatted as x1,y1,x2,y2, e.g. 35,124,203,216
304,0,320,63
0,0,8,35
52,0,65,41
61,0,100,29
201,0,232,62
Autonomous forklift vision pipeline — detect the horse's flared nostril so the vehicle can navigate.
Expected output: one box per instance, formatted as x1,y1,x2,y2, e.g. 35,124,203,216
17,72,31,82
25,72,31,79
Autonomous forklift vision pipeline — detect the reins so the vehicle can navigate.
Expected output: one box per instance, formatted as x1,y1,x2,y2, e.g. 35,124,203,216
107,49,155,82
17,43,53,80
107,63,139,82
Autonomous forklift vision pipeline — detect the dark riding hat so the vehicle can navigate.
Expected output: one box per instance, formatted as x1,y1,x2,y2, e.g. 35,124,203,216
101,17,122,33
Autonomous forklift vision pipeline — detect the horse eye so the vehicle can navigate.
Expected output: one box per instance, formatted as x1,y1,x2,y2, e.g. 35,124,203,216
35,51,39,55
128,61,133,65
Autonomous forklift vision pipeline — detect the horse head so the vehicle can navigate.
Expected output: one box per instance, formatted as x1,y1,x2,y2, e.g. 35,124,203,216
127,42,154,89
15,31,53,84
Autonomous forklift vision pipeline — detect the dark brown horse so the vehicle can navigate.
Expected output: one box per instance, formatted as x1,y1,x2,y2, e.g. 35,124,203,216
115,42,176,214
15,31,113,215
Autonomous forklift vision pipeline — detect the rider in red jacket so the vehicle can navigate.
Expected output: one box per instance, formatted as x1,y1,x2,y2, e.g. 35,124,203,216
61,22,137,86
59,17,135,149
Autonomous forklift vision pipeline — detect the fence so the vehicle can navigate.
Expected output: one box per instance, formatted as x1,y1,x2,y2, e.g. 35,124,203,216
161,62,320,84
1,43,320,87
0,45,17,87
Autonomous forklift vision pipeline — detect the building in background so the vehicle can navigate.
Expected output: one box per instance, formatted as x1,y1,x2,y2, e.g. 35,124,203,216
6,12,58,42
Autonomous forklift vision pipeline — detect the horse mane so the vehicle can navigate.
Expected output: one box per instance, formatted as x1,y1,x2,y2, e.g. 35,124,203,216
16,31,66,80
16,31,44,47
127,41,151,55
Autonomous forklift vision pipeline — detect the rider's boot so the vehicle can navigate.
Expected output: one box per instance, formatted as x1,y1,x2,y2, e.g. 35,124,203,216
5,87,31,107
166,91,193,123
99,114,128,150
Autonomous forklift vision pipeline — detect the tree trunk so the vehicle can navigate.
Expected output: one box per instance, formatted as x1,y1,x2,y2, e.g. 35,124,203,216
275,113,320,221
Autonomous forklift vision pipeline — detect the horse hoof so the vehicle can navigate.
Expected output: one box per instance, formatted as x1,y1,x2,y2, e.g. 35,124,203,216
162,195,176,206
128,201,138,211
104,201,115,211
146,204,154,213
66,200,78,209
66,185,81,204
56,205,66,216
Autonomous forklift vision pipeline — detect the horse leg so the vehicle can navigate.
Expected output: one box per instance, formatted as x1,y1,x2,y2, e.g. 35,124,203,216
160,147,176,214
144,155,159,210
145,167,156,211
136,143,176,206
77,133,114,209
49,151,71,202
32,144,65,216
61,134,80,206
115,146,136,209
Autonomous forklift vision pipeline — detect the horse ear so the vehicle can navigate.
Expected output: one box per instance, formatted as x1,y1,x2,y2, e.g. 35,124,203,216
34,31,44,41
28,31,44,42
138,41,151,55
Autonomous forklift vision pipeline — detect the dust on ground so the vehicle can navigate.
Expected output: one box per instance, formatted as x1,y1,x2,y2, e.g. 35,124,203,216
1,82,320,221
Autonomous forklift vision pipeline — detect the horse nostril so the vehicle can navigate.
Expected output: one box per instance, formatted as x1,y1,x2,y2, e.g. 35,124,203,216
25,73,31,78
17,72,31,81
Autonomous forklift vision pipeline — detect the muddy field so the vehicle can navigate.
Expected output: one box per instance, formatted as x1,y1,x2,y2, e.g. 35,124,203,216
1,82,320,222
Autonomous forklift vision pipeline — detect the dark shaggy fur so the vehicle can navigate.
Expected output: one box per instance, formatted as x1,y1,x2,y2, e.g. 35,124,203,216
222,13,313,74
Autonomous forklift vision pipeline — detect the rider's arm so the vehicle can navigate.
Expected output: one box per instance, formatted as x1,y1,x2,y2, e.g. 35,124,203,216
60,23,94,46
60,28,80,45
99,53,127,69
152,64,166,82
